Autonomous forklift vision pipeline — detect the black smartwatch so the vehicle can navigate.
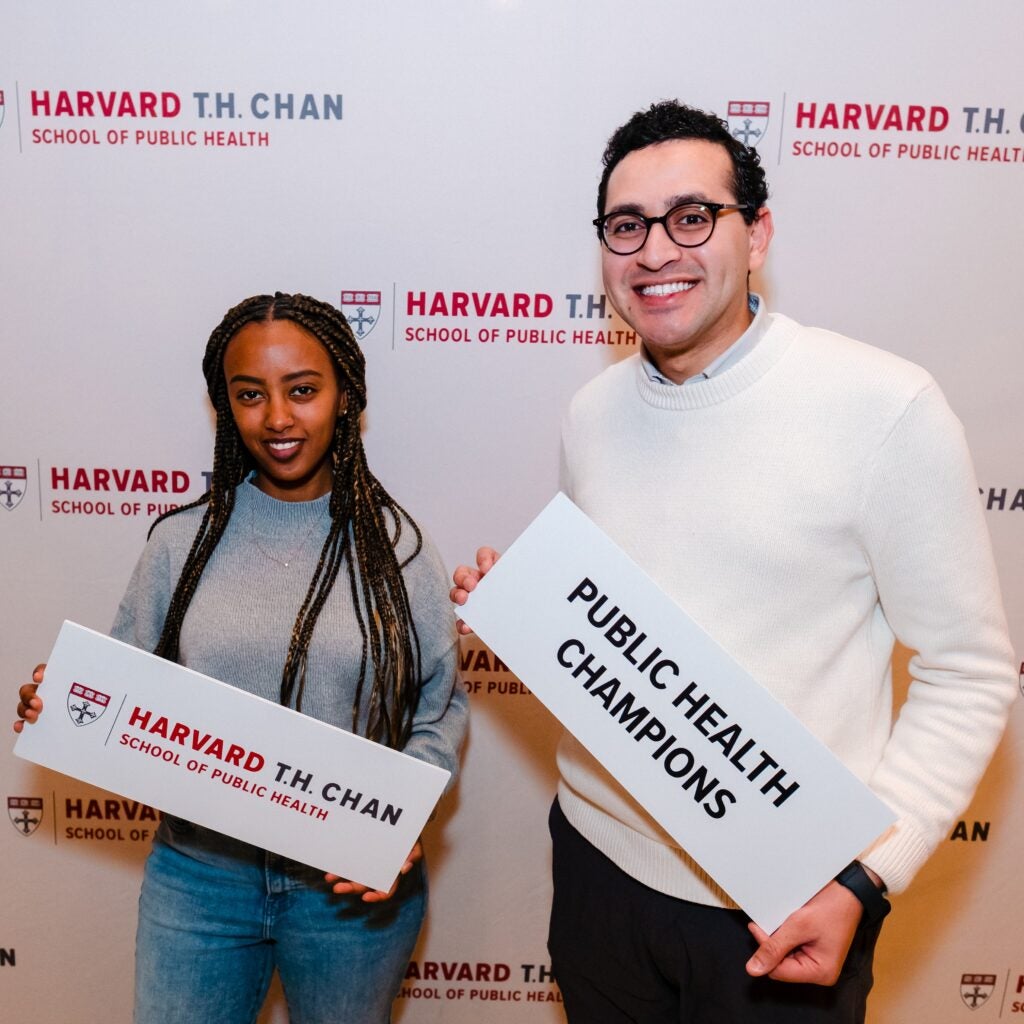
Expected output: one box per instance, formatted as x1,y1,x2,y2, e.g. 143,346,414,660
834,861,891,923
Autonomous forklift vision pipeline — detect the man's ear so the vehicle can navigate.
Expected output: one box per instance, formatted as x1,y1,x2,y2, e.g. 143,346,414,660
747,206,774,273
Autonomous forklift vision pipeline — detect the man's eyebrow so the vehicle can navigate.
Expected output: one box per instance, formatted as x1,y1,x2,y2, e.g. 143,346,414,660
665,192,717,208
604,193,716,217
603,202,647,217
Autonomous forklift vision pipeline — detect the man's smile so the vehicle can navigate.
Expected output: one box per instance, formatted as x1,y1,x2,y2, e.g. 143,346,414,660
638,281,697,297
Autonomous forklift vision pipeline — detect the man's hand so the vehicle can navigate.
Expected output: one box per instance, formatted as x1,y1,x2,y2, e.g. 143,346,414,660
745,879,864,986
324,841,422,903
450,547,500,636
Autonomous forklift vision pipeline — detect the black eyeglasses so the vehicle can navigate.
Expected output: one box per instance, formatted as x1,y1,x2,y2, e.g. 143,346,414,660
593,202,752,255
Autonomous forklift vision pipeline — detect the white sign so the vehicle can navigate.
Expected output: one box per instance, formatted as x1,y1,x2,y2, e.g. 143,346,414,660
14,622,450,892
458,494,895,931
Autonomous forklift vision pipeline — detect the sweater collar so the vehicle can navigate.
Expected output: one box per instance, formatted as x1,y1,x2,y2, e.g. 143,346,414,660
634,311,800,411
238,476,332,537
640,293,766,386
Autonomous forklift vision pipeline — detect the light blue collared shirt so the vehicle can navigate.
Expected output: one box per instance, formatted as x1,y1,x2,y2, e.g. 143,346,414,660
641,293,765,386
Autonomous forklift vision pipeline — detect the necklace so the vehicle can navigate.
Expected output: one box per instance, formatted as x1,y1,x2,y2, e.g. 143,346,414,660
248,503,323,569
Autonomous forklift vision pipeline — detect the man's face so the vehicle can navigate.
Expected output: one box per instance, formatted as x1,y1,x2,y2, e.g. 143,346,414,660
600,138,773,382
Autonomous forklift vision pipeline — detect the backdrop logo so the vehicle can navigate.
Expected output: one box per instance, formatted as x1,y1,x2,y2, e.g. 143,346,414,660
727,100,770,148
980,485,1024,511
8,797,44,836
0,465,27,510
25,88,342,151
67,682,111,726
341,290,381,339
960,973,996,1010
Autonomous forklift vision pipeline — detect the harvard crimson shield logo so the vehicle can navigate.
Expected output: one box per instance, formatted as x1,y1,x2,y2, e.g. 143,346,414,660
8,797,44,836
0,465,27,510
341,290,381,340
960,973,996,1010
67,682,111,726
726,100,770,149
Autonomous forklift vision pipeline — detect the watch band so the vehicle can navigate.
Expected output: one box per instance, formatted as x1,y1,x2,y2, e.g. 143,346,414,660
834,861,891,923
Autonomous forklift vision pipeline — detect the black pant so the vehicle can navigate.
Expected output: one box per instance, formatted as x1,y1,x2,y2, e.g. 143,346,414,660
548,799,882,1024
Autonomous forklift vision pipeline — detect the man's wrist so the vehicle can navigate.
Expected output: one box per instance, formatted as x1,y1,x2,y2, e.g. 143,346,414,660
834,861,891,923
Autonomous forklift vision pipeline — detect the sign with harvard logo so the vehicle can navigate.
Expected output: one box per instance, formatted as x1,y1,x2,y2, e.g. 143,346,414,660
15,622,450,892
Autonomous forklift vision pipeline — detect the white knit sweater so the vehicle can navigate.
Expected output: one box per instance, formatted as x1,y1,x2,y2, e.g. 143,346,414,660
557,311,1016,906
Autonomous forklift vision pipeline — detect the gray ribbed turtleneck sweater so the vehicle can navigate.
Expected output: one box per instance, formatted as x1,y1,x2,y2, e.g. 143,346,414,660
111,480,466,778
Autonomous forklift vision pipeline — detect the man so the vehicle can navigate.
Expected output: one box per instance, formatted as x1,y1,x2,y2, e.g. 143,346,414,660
452,101,1016,1022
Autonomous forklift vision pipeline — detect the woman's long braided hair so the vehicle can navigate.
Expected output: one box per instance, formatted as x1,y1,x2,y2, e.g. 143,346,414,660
149,292,423,750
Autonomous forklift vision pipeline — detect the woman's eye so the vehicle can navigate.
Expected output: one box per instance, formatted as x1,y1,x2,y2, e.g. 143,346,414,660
292,384,316,397
237,389,262,401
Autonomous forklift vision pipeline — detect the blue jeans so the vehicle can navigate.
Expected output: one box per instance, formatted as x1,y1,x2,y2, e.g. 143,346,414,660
134,816,425,1024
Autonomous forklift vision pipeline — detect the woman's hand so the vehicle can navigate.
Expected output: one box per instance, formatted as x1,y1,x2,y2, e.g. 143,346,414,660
324,840,423,902
13,664,45,734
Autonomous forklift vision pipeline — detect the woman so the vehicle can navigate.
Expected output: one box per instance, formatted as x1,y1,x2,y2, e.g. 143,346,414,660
15,292,467,1024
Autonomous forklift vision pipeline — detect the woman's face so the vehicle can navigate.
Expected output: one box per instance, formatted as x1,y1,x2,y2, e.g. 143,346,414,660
223,319,347,502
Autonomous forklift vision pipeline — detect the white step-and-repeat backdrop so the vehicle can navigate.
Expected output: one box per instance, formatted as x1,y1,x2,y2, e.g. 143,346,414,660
2,3,1021,1021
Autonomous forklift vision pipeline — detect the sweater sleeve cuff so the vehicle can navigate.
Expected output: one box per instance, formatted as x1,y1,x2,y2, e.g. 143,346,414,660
858,819,932,896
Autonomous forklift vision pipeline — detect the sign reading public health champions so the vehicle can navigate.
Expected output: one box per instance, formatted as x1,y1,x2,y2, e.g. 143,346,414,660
459,495,896,932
